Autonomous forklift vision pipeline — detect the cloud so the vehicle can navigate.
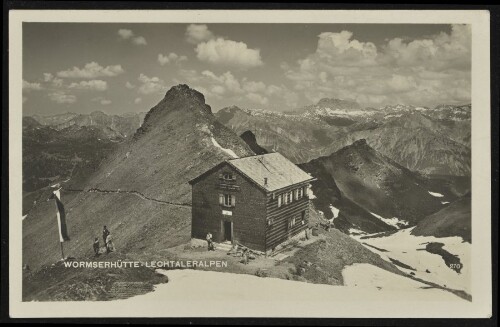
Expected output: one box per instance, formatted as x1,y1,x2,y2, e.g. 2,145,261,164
125,81,135,89
246,93,269,106
22,80,43,91
118,29,147,46
92,97,112,105
137,74,166,95
48,91,76,104
118,29,134,39
185,24,215,44
57,62,124,79
68,80,108,91
195,38,263,69
134,97,142,104
283,25,471,107
158,53,188,66
179,69,296,108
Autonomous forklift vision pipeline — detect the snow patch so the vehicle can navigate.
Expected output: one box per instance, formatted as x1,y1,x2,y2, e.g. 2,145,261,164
369,212,409,229
348,228,366,235
441,201,450,205
329,204,340,219
211,137,239,158
22,215,28,220
351,228,471,294
308,187,316,199
117,268,464,311
428,191,444,198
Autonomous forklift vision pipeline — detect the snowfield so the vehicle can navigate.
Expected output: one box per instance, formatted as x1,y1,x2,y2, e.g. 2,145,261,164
329,204,340,219
369,211,409,229
352,228,470,294
211,137,239,158
117,267,465,315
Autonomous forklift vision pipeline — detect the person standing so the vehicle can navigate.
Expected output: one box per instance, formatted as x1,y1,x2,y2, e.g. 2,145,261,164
106,233,115,253
102,226,110,245
206,232,214,251
93,237,100,256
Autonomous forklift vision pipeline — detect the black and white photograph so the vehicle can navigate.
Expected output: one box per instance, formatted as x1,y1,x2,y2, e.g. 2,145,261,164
7,9,493,319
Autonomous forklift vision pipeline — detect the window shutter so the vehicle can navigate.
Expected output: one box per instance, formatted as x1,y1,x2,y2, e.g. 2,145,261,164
232,195,236,207
278,194,282,207
219,194,224,205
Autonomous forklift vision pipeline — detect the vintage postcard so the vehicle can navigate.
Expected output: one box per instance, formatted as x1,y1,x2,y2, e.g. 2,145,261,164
9,9,492,318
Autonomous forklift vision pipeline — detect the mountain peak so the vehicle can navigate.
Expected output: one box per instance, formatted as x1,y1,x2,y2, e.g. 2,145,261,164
164,84,207,108
316,98,361,110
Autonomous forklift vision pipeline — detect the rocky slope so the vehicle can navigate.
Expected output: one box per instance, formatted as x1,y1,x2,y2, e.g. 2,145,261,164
300,139,455,234
411,193,471,242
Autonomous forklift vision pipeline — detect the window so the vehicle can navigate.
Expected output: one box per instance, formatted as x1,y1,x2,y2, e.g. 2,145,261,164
286,191,292,204
278,194,282,207
219,194,235,207
297,187,303,199
222,172,235,180
289,217,296,228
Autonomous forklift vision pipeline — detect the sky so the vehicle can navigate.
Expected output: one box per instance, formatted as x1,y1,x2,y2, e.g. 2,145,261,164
22,23,471,116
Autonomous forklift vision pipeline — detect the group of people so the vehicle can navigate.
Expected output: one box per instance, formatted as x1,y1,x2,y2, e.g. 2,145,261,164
93,225,115,256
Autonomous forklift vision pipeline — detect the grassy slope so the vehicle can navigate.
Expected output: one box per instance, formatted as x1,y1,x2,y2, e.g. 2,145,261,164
23,85,253,271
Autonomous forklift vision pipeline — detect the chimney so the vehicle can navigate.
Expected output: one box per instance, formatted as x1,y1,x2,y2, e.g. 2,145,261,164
264,177,268,186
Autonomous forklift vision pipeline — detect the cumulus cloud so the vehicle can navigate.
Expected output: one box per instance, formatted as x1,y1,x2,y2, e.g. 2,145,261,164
283,25,471,107
92,97,112,105
57,62,124,79
158,52,188,66
137,74,166,95
134,97,142,104
22,80,43,91
185,24,215,44
195,38,263,69
178,69,296,108
118,29,147,46
68,80,108,91
48,91,76,104
125,81,135,89
246,93,269,106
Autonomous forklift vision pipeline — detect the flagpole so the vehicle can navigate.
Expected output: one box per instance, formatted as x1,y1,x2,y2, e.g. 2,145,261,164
60,242,65,260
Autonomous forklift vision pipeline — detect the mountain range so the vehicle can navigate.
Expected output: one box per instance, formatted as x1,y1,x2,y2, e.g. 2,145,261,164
23,85,471,268
216,99,471,176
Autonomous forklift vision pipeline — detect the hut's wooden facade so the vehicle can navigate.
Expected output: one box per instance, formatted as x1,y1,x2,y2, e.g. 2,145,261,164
189,153,315,253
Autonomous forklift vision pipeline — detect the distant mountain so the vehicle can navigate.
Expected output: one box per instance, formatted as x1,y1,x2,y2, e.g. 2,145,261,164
411,193,471,242
31,111,146,138
22,117,122,206
23,85,254,270
217,101,471,176
300,139,456,234
329,112,471,176
216,105,339,163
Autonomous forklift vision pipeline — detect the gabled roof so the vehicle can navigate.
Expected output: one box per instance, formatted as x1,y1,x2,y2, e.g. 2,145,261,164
189,152,315,192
